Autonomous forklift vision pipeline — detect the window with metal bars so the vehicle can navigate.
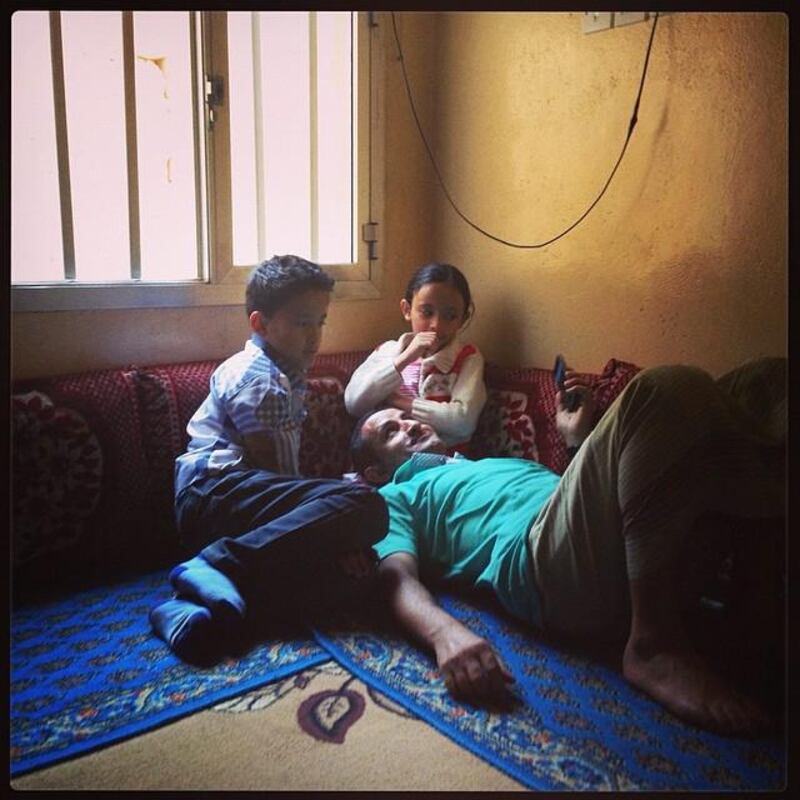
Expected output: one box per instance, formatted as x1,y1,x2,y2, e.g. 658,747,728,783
11,10,384,311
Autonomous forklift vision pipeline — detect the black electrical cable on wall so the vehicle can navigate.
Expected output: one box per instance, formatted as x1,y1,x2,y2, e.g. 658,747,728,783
390,12,660,249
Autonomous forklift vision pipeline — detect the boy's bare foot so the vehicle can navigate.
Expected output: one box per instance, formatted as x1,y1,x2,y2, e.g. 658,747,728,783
622,636,772,736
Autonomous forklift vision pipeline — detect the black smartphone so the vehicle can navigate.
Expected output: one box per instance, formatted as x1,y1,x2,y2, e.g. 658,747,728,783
553,354,581,412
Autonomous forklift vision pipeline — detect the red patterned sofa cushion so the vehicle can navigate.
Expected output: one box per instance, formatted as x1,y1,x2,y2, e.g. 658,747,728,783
132,360,221,539
12,391,104,563
12,368,156,601
472,359,641,473
133,362,220,466
301,351,370,477
12,351,639,602
469,378,541,464
132,353,369,483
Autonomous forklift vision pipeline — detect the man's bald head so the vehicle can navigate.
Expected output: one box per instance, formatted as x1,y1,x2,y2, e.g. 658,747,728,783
350,408,447,485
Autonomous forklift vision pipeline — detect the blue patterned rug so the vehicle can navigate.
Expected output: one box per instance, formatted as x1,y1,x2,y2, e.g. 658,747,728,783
10,570,329,776
11,570,785,789
313,590,785,791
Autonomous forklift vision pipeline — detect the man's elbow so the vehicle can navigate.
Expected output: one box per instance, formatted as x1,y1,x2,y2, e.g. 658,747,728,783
377,559,402,594
376,556,416,601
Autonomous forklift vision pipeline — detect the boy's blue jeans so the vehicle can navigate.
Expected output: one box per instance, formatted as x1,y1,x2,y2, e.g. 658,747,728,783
174,470,388,619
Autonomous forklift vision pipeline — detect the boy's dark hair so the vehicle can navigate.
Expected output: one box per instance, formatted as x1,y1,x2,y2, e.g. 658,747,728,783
403,262,474,321
246,254,335,318
348,412,381,475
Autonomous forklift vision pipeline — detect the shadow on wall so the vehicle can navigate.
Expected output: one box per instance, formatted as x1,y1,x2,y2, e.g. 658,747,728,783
477,300,529,366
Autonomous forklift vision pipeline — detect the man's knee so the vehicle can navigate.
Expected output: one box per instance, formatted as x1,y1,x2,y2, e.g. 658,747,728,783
621,364,716,414
631,364,712,393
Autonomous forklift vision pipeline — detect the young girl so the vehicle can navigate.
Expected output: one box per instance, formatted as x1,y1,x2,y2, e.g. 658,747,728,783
345,262,487,449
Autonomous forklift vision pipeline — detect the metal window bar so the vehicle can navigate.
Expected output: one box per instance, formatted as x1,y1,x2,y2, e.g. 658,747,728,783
248,12,356,266
49,11,76,280
190,12,206,281
366,12,373,227
46,11,205,284
121,11,142,280
309,11,319,264
350,11,356,262
251,12,266,263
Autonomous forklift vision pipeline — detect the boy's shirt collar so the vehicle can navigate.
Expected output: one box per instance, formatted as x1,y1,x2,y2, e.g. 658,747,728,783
249,333,306,386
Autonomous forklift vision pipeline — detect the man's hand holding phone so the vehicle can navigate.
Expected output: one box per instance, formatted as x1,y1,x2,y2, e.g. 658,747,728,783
553,355,595,448
553,354,581,412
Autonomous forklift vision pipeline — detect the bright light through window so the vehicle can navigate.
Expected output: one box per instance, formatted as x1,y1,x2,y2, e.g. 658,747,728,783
316,12,355,264
228,11,355,267
61,11,131,281
11,9,379,303
11,11,64,283
133,12,199,281
12,10,200,284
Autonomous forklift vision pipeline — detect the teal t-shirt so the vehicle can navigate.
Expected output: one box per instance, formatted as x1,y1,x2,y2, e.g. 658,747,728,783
375,455,561,627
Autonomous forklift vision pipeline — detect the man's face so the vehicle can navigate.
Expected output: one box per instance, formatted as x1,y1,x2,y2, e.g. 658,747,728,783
361,408,447,483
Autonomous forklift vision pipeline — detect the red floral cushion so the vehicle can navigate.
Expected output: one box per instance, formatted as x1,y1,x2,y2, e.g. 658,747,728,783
131,361,220,535
12,391,103,564
591,358,643,412
134,360,219,473
469,382,540,463
299,352,371,478
11,368,153,601
311,351,370,377
134,355,366,483
300,377,351,477
11,351,640,603
473,359,641,473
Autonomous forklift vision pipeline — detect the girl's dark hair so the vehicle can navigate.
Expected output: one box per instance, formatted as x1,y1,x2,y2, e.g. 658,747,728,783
246,254,334,318
404,262,474,320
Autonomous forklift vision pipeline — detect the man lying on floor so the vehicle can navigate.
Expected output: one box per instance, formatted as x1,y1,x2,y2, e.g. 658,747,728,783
349,358,786,737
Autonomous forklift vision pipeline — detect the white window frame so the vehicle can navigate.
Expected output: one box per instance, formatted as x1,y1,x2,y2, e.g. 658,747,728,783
12,10,385,312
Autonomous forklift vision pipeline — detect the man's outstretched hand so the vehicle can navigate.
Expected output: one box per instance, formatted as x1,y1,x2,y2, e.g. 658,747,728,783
378,552,516,709
434,620,516,707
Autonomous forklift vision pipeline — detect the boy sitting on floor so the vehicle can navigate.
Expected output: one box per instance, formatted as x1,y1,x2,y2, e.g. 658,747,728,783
150,255,388,663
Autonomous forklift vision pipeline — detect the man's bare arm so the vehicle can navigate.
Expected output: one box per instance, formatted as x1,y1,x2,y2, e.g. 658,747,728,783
378,553,514,704
555,369,597,448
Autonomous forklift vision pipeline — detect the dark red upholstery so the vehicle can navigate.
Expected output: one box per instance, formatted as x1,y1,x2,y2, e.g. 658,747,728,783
11,352,640,602
471,358,641,472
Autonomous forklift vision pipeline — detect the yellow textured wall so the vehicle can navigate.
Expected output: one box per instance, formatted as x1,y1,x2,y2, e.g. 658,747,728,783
11,12,787,379
422,11,787,375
